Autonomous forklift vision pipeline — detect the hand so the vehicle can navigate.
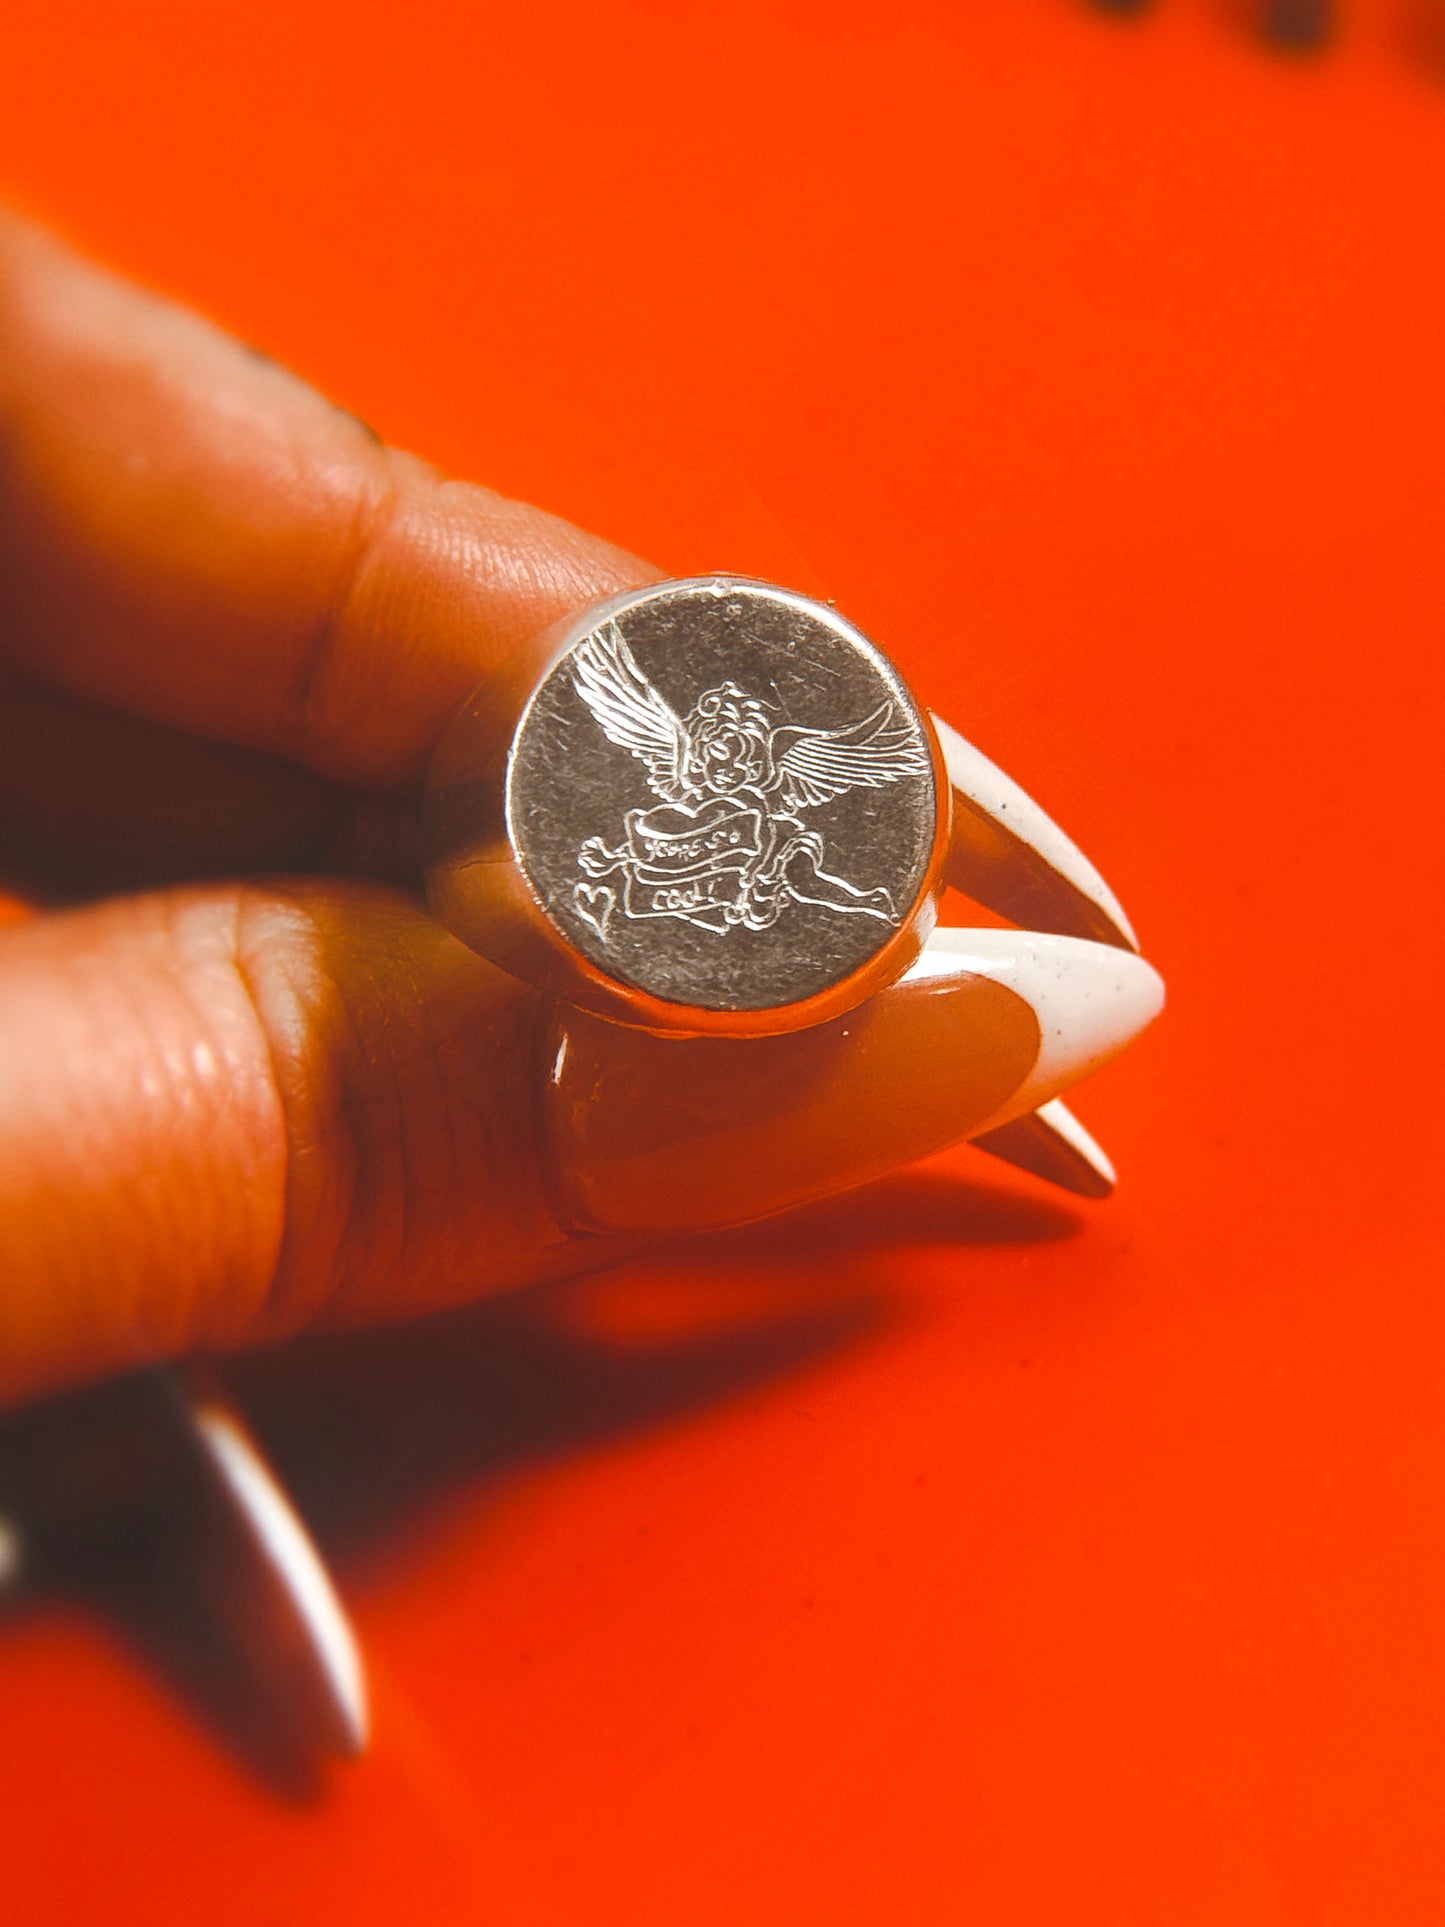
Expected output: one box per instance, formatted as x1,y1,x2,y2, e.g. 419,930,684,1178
0,211,1161,1412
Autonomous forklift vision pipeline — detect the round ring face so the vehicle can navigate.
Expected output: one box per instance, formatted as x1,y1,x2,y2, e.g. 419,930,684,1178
506,578,939,1015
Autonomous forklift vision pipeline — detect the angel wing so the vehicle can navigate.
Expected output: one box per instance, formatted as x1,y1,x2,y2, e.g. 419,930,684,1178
570,621,692,801
770,702,929,811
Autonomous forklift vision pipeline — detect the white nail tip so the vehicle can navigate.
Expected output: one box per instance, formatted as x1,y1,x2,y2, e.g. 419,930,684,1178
972,1099,1117,1199
0,1513,25,1596
194,1404,370,1758
902,927,1164,1132
1031,1098,1117,1187
931,713,1140,951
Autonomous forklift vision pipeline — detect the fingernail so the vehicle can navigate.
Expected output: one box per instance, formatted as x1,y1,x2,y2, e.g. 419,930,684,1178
187,1380,369,1759
902,930,1164,1133
971,1098,1117,1200
543,932,1162,1233
932,714,1139,953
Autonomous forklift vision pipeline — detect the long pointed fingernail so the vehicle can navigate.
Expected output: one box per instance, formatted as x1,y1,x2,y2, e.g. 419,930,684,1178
0,1511,24,1599
182,1370,369,1759
0,1368,368,1763
901,929,1163,1134
972,1098,1116,1200
543,932,1162,1233
932,714,1139,952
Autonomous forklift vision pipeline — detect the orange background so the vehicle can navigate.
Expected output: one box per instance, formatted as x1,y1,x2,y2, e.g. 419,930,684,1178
2,1,1444,1920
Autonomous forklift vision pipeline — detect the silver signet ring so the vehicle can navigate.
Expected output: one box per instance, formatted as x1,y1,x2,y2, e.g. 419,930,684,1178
424,575,949,1036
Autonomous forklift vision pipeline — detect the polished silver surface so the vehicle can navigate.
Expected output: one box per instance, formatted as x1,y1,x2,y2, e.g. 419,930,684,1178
506,578,937,1013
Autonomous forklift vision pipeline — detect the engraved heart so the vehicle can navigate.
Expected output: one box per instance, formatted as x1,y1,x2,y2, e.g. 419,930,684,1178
573,881,615,942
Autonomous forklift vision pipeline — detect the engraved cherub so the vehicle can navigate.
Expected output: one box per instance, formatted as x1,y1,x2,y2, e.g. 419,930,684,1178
568,621,928,940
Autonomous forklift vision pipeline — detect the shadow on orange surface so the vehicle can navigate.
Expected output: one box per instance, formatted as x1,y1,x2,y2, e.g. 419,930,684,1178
0,1165,1078,1796
232,1165,1077,1563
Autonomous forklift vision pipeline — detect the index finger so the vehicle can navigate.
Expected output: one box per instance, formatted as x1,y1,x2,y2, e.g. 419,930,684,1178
0,210,659,791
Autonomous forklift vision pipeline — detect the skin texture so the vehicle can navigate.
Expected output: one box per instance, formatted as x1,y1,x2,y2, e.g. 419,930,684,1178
0,208,660,1406
0,213,1121,1412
